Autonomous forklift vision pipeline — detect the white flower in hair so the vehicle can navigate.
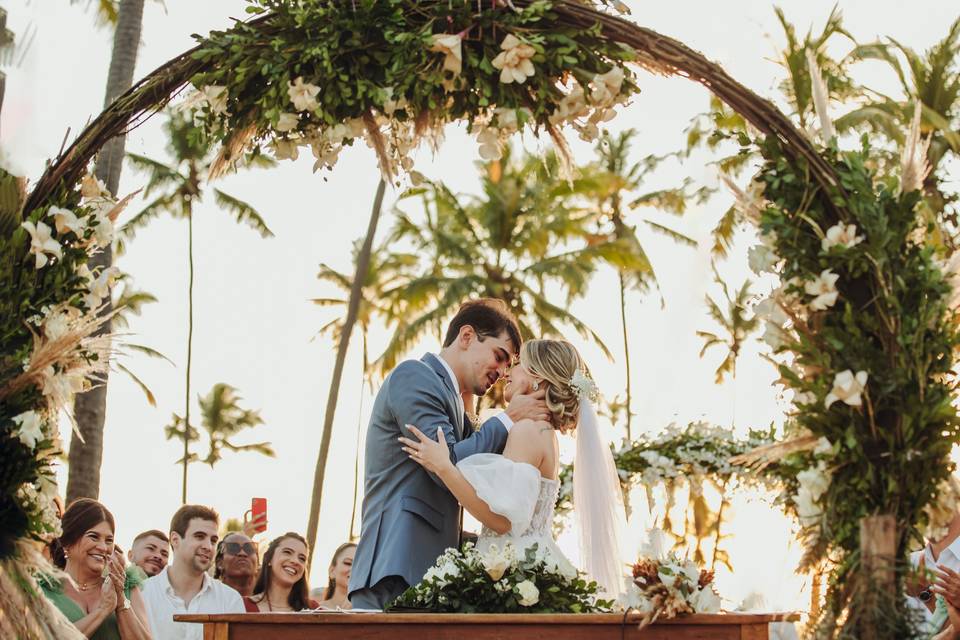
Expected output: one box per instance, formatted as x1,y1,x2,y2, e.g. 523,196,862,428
569,369,599,402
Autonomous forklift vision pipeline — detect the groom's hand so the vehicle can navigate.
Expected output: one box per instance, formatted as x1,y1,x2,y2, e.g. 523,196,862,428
504,388,549,423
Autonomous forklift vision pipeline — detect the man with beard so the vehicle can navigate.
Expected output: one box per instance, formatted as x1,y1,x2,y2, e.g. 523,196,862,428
142,505,244,640
128,529,169,577
214,532,258,596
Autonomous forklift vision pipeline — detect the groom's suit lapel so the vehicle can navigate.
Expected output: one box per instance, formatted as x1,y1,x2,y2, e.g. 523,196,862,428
421,353,464,440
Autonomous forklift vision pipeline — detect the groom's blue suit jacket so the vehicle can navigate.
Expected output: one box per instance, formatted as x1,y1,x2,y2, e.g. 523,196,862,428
348,353,509,596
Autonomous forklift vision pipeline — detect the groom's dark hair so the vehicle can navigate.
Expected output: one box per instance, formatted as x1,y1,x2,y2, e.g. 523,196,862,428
443,298,521,356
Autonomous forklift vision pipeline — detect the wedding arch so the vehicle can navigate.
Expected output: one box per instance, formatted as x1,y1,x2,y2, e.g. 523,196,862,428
3,1,954,638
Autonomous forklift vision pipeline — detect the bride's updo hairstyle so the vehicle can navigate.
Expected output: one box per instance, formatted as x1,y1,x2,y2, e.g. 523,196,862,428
521,339,588,432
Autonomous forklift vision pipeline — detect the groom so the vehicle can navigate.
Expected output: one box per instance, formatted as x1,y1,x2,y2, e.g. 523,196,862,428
348,298,548,609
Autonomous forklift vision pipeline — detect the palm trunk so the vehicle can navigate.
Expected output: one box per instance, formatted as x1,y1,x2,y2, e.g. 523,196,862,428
306,178,386,568
619,271,632,442
348,334,367,541
181,203,195,504
67,0,145,504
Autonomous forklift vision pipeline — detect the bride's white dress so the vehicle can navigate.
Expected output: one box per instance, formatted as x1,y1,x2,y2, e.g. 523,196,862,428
457,453,578,578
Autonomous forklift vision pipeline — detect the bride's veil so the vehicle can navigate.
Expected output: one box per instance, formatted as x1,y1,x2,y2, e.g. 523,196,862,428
573,398,629,599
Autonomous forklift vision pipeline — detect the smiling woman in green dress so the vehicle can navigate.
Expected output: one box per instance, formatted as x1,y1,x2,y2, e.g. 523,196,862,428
42,499,152,640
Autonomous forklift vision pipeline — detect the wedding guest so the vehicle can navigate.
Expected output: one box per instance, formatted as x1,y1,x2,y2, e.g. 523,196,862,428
907,487,960,633
41,498,152,640
310,542,356,609
244,533,319,611
214,532,259,597
142,505,244,640
932,566,960,639
127,530,169,577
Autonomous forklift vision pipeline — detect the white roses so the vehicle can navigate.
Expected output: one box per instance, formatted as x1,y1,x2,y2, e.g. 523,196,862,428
516,579,540,606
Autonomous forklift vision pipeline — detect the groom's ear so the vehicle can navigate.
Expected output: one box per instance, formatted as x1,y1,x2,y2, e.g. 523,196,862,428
456,324,476,348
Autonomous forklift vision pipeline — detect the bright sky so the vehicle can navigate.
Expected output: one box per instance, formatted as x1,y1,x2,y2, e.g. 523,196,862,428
3,0,957,610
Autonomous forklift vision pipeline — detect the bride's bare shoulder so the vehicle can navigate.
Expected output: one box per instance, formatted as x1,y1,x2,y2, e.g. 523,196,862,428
506,420,554,453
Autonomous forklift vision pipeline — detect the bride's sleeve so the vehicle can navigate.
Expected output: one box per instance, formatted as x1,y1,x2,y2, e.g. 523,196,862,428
457,454,541,535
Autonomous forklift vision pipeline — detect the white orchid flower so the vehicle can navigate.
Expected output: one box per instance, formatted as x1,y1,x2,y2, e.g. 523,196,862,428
754,298,789,326
804,269,840,311
202,85,229,115
491,34,536,84
429,33,463,75
477,128,502,161
80,173,109,200
90,213,115,248
271,138,300,161
14,411,44,449
797,464,831,501
288,77,321,112
275,112,300,133
748,244,779,274
22,220,62,268
50,206,85,236
824,369,868,408
821,223,864,252
83,266,120,309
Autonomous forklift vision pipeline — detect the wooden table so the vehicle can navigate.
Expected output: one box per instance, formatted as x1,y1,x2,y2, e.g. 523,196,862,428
175,612,799,640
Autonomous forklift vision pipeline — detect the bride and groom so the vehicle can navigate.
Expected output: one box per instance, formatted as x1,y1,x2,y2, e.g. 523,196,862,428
348,298,626,610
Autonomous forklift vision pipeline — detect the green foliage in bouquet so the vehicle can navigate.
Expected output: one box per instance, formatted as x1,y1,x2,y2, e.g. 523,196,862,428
388,542,613,613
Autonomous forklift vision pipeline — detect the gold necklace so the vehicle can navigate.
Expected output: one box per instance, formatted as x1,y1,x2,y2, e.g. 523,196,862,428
69,572,98,592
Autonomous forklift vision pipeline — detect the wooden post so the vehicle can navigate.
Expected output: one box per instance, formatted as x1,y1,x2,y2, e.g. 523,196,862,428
860,514,896,640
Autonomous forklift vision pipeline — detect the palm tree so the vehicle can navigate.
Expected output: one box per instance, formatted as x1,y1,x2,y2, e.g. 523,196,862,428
684,7,858,255
311,237,417,540
123,110,274,503
696,264,759,426
838,17,960,228
585,130,700,441
305,178,387,569
71,0,120,27
111,277,172,407
164,383,274,471
375,148,618,379
67,0,146,504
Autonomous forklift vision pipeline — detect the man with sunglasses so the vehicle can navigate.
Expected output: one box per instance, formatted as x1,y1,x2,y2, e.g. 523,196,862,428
214,533,259,597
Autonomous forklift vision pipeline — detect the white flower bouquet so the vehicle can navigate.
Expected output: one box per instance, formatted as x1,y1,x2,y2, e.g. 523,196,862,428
389,542,612,613
619,531,722,626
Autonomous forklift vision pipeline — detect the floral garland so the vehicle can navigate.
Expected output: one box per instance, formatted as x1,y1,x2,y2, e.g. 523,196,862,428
182,0,639,181
554,421,780,525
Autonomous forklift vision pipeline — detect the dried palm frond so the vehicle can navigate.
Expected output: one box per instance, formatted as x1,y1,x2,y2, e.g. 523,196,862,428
900,102,931,195
0,305,118,410
208,122,259,181
805,49,835,143
360,110,394,184
730,432,819,470
0,541,85,640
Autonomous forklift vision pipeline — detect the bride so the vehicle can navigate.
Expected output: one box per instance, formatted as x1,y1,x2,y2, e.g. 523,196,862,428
399,339,627,598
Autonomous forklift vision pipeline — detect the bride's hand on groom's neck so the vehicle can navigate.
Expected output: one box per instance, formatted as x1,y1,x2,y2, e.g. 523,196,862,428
505,388,549,424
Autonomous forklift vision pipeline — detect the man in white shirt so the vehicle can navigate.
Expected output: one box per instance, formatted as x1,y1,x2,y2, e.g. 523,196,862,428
142,505,244,639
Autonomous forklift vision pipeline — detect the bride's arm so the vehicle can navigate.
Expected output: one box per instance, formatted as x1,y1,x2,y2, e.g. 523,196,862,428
401,425,511,533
